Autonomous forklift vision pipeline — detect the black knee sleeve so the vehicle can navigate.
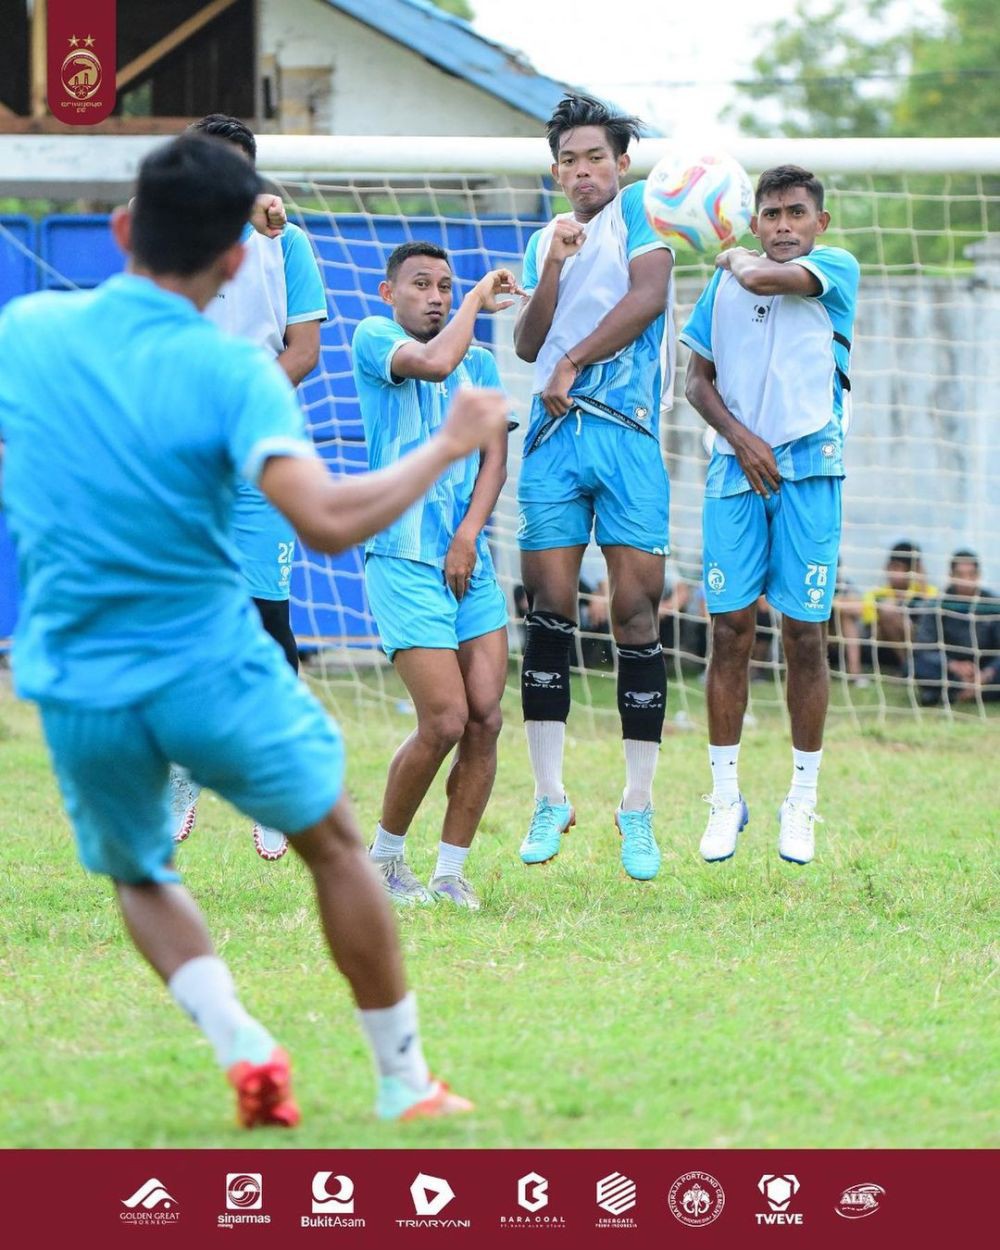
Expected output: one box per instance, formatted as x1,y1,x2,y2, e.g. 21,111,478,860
617,640,666,741
253,597,299,673
521,611,575,722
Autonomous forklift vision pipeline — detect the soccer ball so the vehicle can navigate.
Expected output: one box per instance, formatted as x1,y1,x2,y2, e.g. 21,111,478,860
643,150,754,252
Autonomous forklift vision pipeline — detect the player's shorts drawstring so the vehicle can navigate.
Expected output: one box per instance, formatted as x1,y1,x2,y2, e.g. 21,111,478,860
575,407,582,437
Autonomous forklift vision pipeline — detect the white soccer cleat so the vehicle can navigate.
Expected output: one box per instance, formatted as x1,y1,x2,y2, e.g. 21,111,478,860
778,799,822,865
699,794,749,862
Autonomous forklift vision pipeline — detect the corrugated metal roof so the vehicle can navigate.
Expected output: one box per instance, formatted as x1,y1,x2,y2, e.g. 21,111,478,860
320,0,644,127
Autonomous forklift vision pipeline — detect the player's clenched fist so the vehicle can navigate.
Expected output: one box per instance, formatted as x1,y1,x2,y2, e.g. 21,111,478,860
547,218,586,261
440,387,510,456
250,193,287,237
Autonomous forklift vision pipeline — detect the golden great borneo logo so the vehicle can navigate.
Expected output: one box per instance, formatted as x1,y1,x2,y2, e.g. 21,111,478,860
61,35,102,102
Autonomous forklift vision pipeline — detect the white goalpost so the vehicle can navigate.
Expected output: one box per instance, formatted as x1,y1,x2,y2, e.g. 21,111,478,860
1,134,999,726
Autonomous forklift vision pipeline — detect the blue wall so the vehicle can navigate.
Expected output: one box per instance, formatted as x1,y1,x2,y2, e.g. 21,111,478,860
0,211,543,650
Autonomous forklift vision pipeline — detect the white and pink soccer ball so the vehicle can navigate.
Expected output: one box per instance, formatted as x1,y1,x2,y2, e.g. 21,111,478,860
643,150,754,252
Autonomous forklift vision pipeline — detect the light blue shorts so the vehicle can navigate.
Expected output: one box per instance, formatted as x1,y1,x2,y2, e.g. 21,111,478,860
365,554,508,662
703,476,842,621
517,411,669,555
39,634,343,885
233,481,296,601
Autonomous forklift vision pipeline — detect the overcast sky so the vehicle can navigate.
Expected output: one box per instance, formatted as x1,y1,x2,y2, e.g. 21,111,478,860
470,0,943,140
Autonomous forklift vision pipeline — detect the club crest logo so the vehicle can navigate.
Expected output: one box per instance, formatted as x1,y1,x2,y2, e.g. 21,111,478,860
61,37,102,101
707,565,726,593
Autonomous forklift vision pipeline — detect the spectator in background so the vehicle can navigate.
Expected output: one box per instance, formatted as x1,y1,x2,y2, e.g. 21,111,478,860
913,549,1000,707
658,559,708,671
861,540,937,674
831,559,867,685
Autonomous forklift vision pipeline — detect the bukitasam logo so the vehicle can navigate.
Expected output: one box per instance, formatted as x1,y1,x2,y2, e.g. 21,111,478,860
302,1172,365,1229
120,1178,180,1224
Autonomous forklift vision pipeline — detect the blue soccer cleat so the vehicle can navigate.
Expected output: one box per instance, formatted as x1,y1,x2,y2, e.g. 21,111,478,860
519,797,575,865
615,805,661,881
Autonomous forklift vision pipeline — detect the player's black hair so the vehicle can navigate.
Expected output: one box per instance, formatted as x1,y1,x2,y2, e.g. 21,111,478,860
950,548,980,570
131,134,261,276
888,540,922,570
545,93,642,161
190,113,257,164
755,165,825,211
385,240,450,281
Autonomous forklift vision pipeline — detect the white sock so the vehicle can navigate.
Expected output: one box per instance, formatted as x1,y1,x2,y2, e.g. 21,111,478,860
621,739,659,811
709,743,741,804
168,763,201,817
789,747,822,806
370,822,406,862
433,841,470,880
357,990,430,1091
168,955,273,1067
526,721,566,802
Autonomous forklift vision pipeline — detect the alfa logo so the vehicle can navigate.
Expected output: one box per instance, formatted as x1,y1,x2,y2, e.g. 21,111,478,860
410,1173,454,1216
836,1183,885,1220
518,1172,548,1212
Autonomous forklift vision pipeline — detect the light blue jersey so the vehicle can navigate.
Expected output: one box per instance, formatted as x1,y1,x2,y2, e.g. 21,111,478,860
680,245,860,498
206,222,327,599
522,180,673,449
0,274,316,707
351,316,501,574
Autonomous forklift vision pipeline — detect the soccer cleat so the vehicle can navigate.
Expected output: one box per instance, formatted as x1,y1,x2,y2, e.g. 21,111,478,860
428,874,481,910
373,855,435,904
519,797,575,865
227,1046,300,1129
699,794,750,862
375,1074,474,1121
252,823,288,861
615,805,661,881
170,767,200,845
778,799,823,865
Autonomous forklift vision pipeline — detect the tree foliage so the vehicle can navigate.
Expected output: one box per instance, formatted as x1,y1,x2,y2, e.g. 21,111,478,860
429,0,475,20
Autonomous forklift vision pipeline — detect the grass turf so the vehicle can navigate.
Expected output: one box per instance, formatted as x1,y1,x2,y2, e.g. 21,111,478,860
1,678,997,1149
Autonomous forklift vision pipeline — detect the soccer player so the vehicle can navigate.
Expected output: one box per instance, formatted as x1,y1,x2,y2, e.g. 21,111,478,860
169,114,328,863
513,93,674,881
353,243,517,909
681,164,861,865
0,134,508,1127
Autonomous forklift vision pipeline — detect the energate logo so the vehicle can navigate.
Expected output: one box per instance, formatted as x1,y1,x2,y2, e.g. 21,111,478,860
120,1178,180,1224
595,1173,637,1229
836,1183,885,1220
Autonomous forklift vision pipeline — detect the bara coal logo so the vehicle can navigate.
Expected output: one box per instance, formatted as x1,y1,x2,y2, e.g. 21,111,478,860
46,0,117,124
667,1171,725,1228
120,1178,180,1225
756,1174,803,1225
498,1172,566,1230
836,1183,885,1220
518,1173,548,1213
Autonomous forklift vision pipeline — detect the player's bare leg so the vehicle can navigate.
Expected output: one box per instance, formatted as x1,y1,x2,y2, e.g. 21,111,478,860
778,616,829,864
604,545,666,879
372,648,471,903
115,876,300,1128
433,627,507,908
291,795,473,1119
518,545,584,864
701,605,756,862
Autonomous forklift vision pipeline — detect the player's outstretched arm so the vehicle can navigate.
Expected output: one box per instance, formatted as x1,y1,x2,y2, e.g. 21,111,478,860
392,269,523,384
260,387,509,554
716,247,822,296
685,350,781,499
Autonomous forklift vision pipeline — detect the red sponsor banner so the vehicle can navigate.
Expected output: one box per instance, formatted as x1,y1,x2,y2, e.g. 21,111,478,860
0,1149,993,1247
46,0,117,125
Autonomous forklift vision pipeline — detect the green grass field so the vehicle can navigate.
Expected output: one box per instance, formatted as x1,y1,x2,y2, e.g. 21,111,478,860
1,673,997,1150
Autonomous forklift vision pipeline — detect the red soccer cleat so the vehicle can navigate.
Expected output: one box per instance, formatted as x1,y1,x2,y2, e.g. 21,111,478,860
227,1046,301,1128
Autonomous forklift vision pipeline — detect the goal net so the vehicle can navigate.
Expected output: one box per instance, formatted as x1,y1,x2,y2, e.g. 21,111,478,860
1,134,999,728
